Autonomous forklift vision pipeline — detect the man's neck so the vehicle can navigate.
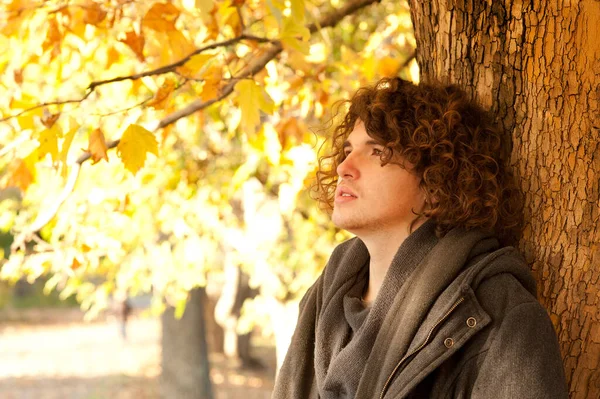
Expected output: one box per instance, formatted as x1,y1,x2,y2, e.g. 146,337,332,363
360,218,427,304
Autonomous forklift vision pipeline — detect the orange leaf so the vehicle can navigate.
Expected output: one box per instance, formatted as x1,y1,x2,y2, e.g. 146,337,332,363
200,65,222,101
13,68,23,84
205,14,219,41
70,258,82,270
147,79,176,109
120,30,145,61
42,16,62,55
142,2,180,32
83,1,107,26
105,46,121,69
87,128,109,164
41,110,60,128
5,158,35,192
377,56,402,78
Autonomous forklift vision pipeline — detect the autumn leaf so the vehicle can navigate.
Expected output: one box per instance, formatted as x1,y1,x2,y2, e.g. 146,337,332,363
142,2,181,32
5,158,35,191
38,124,61,163
105,46,121,69
41,110,60,128
177,53,216,78
120,30,145,61
82,1,107,26
165,29,195,63
147,79,176,109
235,80,275,134
42,16,62,56
280,17,311,54
87,128,109,164
117,124,158,174
196,0,216,20
377,56,402,77
199,65,222,101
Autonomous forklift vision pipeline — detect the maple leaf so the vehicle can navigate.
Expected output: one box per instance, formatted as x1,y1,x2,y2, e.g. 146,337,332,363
41,110,60,128
177,53,215,78
38,124,61,163
196,0,216,20
42,16,62,56
165,29,195,64
199,65,222,101
82,1,107,26
235,80,275,134
87,128,109,164
120,30,145,62
5,158,35,192
142,2,181,32
117,124,159,175
105,46,121,69
147,79,176,109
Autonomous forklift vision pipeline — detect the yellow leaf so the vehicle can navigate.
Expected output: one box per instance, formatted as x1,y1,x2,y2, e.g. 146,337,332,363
17,108,43,130
82,1,107,26
290,0,306,23
117,124,158,175
120,30,145,62
147,79,176,109
38,124,61,163
142,2,180,32
59,119,80,178
195,0,215,20
166,29,195,63
235,80,275,134
87,128,109,164
177,53,215,78
10,92,38,109
280,17,310,54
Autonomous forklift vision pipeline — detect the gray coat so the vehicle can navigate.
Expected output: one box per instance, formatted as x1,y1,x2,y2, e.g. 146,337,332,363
273,224,568,399
389,247,568,398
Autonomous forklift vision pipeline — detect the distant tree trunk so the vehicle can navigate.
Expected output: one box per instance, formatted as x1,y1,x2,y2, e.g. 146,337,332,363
408,1,600,397
161,288,213,399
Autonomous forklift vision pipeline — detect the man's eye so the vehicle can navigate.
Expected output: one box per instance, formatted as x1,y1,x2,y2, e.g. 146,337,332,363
372,148,383,156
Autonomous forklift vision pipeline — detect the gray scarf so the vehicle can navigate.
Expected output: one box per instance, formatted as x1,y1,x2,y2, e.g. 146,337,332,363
273,221,500,398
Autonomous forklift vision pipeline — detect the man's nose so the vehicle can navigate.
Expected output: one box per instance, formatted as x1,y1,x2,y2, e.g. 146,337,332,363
337,153,359,180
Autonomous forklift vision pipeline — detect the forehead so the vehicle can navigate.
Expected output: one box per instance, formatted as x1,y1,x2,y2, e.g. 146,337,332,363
344,121,380,146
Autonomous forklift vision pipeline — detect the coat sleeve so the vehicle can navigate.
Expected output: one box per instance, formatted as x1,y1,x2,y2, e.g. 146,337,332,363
471,300,569,399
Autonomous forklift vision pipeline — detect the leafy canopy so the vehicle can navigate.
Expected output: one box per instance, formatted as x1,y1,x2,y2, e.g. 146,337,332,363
0,0,417,319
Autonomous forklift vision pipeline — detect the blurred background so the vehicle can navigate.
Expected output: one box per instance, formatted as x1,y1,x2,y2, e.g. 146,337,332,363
0,0,417,397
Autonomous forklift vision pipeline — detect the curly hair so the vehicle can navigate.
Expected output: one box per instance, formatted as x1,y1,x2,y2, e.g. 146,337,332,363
315,77,522,243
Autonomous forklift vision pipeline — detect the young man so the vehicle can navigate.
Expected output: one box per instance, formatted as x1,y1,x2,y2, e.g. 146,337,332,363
272,78,568,398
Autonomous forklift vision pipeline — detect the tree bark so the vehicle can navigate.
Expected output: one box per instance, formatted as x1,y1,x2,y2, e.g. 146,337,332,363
408,1,600,397
161,288,213,399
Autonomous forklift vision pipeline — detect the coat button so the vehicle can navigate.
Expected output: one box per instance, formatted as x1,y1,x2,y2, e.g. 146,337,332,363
466,317,477,328
444,338,454,348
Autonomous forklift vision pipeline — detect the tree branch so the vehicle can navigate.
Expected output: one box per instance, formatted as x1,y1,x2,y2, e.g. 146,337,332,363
9,0,381,252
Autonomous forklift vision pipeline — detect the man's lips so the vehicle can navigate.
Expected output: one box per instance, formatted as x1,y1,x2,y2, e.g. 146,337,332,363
335,185,358,203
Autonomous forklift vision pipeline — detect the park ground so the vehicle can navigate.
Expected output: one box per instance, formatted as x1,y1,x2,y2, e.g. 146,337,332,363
0,309,275,399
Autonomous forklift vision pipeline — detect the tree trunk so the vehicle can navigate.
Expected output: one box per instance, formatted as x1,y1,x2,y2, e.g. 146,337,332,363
408,1,600,397
161,288,213,399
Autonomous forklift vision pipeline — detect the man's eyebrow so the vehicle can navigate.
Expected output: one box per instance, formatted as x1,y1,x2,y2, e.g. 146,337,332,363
342,139,382,148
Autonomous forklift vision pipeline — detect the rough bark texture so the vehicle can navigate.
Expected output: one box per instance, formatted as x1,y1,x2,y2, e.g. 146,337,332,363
161,288,213,399
408,1,600,397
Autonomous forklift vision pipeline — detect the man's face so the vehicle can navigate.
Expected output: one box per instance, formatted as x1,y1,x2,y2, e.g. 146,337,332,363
331,121,425,236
